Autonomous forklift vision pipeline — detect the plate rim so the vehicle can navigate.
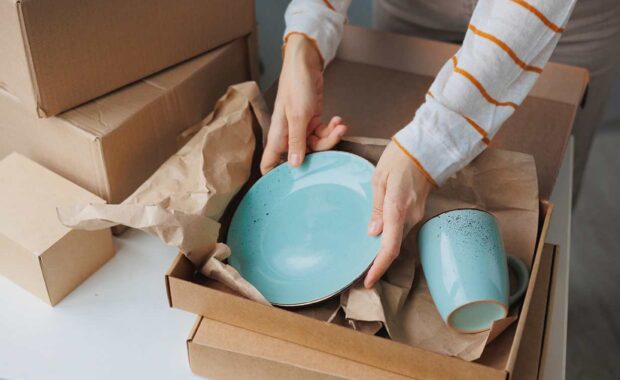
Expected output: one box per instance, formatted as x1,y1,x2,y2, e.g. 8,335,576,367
227,150,379,306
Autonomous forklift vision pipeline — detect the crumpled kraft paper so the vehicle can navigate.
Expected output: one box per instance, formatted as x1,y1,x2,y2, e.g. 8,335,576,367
57,81,270,305
336,141,539,361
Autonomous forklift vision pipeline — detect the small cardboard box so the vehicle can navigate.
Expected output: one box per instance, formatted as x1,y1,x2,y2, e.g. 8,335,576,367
166,26,587,379
0,0,256,117
0,36,256,205
185,244,557,380
0,153,115,305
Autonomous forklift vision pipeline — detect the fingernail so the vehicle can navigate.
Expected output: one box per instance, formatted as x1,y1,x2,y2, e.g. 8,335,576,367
368,220,382,235
289,153,300,167
368,221,378,234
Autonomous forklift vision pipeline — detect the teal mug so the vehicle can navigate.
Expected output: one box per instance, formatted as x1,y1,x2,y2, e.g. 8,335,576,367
418,209,529,333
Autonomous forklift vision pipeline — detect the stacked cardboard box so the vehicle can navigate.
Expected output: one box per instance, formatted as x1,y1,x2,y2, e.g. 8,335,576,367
166,26,588,379
0,0,256,117
0,1,258,204
0,0,258,304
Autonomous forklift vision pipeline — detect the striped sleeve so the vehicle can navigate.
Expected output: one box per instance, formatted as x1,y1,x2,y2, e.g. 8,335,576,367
394,0,577,185
283,0,350,68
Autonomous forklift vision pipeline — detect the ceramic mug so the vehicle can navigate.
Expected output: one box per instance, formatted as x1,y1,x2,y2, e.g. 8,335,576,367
418,209,529,333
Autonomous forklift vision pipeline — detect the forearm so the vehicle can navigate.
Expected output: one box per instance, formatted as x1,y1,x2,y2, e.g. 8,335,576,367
284,0,350,67
394,0,577,185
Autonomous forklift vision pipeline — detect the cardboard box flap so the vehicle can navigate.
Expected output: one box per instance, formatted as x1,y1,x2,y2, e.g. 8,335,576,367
322,25,588,199
0,153,105,254
61,39,248,137
190,317,413,380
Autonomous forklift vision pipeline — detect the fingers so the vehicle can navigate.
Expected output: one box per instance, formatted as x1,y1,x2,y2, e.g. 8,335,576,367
308,116,348,152
368,171,386,236
260,105,287,174
287,110,312,167
364,188,405,289
314,116,342,138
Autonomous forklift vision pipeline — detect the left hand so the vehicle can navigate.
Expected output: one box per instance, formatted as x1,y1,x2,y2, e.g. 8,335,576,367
364,142,432,288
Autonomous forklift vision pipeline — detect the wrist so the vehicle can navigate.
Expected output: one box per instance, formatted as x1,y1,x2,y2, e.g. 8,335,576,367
391,138,438,188
283,33,323,70
412,164,433,195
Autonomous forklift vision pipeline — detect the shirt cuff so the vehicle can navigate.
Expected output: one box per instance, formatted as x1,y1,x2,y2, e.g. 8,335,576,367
284,1,346,68
393,96,487,185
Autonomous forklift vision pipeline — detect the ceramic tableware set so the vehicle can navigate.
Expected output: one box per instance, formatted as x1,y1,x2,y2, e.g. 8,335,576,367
227,151,528,332
418,209,529,332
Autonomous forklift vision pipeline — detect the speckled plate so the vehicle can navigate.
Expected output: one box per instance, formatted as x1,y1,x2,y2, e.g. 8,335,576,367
227,151,380,306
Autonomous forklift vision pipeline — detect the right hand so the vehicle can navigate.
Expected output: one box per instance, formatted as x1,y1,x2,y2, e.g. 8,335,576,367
260,33,348,174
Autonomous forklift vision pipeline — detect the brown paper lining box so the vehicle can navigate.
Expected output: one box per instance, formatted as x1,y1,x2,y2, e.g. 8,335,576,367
0,153,115,305
165,26,587,379
0,36,256,206
185,244,557,380
0,0,257,117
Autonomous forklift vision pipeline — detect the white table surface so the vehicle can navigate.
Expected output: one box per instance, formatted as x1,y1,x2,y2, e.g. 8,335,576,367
0,230,202,380
0,145,572,380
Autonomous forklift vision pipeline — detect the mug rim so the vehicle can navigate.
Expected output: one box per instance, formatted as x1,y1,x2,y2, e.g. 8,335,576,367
446,298,508,334
420,207,496,230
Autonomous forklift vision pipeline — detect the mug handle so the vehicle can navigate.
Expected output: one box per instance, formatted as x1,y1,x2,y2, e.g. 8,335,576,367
507,255,530,307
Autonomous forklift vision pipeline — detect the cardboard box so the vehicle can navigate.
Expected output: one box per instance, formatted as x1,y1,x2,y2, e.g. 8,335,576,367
185,244,557,380
510,246,556,380
0,36,255,204
0,0,256,117
537,243,564,379
168,201,553,380
166,26,588,379
0,153,115,305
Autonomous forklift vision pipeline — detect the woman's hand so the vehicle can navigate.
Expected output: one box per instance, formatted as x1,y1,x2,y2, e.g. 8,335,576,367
261,34,347,174
365,142,432,288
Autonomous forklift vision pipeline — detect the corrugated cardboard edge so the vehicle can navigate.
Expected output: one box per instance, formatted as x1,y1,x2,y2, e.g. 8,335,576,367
505,201,554,374
55,125,111,202
186,316,203,371
0,231,52,304
39,228,115,305
537,244,563,379
512,245,556,379
15,0,46,117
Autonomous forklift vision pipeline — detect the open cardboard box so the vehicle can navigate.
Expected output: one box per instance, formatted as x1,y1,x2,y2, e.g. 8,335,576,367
184,244,557,380
165,26,587,379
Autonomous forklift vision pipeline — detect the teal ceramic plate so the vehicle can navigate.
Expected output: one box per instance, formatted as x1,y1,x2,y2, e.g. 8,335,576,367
227,151,380,306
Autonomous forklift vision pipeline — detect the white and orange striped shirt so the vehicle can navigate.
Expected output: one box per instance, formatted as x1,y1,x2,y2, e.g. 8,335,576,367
284,0,577,185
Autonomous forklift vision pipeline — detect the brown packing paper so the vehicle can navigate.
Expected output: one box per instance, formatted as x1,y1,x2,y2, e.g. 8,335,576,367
58,81,270,305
